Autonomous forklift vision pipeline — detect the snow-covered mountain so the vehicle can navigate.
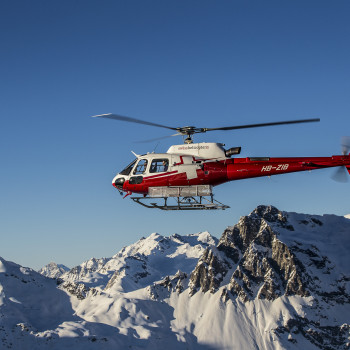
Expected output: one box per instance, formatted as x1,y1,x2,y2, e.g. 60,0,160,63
59,231,217,293
38,262,70,279
1,206,349,349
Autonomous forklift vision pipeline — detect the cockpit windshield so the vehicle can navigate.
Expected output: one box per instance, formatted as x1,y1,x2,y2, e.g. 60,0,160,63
120,159,137,175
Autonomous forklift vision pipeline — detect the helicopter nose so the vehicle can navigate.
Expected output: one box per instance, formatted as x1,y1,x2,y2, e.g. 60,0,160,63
113,176,125,190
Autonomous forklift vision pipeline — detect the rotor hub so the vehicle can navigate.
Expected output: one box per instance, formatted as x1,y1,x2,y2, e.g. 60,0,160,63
177,126,198,134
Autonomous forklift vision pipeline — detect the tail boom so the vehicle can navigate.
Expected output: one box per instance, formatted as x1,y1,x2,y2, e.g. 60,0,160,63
226,154,350,181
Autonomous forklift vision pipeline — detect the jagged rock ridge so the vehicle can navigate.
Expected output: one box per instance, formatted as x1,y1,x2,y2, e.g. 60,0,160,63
189,206,308,301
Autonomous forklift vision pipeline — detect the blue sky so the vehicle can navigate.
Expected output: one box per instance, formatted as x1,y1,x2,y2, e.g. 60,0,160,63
1,0,349,270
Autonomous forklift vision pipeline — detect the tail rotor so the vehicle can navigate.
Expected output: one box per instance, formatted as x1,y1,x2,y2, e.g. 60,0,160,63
332,136,350,183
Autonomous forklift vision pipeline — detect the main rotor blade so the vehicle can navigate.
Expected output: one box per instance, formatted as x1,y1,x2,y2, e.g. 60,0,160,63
204,118,320,132
135,133,182,143
92,113,178,131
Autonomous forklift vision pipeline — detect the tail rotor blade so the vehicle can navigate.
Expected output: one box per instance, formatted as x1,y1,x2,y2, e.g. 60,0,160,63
341,136,350,155
331,166,348,183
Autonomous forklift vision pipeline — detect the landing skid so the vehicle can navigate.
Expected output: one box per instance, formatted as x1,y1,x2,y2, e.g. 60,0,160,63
131,195,230,210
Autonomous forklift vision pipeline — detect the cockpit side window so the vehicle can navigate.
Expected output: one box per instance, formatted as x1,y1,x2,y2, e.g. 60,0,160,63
150,159,169,173
120,159,137,175
133,159,148,175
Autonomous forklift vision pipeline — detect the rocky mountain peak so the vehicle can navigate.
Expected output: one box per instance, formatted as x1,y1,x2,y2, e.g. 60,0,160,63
38,262,70,279
251,204,286,222
189,205,327,302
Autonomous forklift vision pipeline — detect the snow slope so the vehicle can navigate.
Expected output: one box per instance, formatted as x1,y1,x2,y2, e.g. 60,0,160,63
1,207,349,349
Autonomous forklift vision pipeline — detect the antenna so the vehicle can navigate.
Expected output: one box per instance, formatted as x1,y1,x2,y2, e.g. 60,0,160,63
153,142,160,153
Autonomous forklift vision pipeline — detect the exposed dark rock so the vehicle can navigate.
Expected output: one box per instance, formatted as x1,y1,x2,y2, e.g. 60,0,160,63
60,281,98,300
148,270,188,299
311,218,323,226
105,270,122,290
299,217,323,227
189,248,231,295
274,317,350,350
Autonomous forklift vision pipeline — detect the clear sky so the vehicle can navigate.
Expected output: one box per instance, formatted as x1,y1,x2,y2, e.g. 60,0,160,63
1,0,349,270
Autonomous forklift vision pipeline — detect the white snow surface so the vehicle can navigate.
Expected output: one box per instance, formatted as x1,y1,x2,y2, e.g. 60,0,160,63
1,211,350,349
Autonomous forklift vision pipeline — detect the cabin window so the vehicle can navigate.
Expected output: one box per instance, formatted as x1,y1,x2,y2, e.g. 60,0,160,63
120,159,137,175
133,159,148,175
150,159,169,173
129,176,143,184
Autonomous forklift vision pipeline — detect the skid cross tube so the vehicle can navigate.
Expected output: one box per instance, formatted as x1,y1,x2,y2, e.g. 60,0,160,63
131,195,230,210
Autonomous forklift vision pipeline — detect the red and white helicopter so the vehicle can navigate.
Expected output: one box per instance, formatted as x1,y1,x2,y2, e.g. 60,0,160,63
93,114,350,210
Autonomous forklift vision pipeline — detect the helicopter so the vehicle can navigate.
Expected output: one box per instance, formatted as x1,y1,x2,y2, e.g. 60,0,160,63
93,113,350,210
